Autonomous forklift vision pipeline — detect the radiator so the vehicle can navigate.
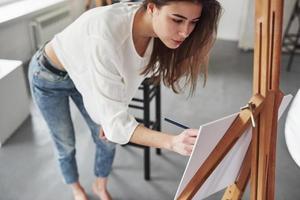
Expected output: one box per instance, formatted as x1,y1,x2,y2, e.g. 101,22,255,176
30,6,72,50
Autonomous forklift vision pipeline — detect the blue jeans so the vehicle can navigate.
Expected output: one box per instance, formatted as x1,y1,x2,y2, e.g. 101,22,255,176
28,49,116,184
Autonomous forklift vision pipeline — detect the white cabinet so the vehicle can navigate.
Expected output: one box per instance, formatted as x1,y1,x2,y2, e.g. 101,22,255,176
0,59,30,147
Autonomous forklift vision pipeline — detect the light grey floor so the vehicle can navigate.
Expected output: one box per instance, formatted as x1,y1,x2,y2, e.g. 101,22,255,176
1,40,300,200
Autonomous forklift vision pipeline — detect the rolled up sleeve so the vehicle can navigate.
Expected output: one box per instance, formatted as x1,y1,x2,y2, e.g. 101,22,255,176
81,41,138,144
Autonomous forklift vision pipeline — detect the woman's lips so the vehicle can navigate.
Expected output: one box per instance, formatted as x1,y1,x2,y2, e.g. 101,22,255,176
172,39,183,45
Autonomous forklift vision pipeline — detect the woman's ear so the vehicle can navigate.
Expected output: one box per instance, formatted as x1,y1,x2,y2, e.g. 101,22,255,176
147,3,156,15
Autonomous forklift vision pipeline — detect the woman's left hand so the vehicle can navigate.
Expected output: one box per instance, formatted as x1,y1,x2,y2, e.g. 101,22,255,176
99,128,108,141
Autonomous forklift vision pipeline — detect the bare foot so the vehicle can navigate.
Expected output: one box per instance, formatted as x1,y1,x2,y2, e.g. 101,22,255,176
92,179,112,200
71,182,89,200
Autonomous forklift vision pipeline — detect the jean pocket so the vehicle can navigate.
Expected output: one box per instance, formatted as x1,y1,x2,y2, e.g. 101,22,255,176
33,63,66,83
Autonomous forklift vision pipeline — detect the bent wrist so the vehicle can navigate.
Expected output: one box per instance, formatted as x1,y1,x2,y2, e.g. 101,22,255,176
163,134,175,152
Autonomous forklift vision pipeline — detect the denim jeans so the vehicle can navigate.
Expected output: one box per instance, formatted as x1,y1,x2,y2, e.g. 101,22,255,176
28,49,116,184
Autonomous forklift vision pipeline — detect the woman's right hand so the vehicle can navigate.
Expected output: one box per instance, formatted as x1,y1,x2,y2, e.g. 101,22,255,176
170,129,198,156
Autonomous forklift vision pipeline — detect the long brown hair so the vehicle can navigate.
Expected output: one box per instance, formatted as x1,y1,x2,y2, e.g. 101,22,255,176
141,0,222,95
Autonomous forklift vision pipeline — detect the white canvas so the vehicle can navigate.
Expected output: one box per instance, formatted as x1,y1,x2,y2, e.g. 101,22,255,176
175,94,293,200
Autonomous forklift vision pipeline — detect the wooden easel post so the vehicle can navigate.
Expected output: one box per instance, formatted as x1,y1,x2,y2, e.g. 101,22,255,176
251,0,284,199
177,0,284,199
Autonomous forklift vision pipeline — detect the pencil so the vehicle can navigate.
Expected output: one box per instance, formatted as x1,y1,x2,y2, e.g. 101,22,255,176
164,118,190,129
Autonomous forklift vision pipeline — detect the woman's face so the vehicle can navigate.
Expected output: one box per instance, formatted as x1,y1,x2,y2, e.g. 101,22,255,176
150,1,202,49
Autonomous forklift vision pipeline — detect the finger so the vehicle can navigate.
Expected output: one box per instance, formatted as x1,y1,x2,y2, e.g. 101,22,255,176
184,145,194,155
100,134,106,139
186,129,199,137
183,136,196,145
100,135,108,142
99,131,104,139
99,129,107,140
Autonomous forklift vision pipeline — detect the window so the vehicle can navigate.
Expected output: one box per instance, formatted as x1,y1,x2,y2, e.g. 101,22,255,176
0,0,23,6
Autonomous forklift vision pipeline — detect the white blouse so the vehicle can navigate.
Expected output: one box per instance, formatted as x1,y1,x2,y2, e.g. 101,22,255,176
51,2,154,144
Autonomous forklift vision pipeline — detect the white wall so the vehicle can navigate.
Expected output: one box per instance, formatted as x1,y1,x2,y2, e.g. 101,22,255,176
217,0,246,41
0,0,85,63
213,0,296,45
238,0,297,50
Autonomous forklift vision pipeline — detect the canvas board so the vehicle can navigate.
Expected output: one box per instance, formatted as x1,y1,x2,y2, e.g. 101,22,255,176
174,94,293,200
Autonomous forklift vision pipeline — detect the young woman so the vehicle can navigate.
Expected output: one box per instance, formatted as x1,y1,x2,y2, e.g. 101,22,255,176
28,0,221,199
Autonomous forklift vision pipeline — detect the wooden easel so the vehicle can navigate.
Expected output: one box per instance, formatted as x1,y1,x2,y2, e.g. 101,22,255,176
177,0,284,199
85,0,112,10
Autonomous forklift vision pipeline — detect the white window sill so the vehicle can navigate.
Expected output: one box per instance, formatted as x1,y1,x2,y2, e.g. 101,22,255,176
0,0,67,24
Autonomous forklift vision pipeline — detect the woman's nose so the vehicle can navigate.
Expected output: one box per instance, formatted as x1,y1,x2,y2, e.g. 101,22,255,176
178,31,188,38
178,24,190,38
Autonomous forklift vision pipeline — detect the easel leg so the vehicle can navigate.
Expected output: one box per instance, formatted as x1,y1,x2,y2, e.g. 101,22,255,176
250,124,259,200
266,92,283,199
250,93,276,200
257,93,275,200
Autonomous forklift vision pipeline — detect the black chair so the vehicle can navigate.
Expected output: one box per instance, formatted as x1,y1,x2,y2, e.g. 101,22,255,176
282,0,300,71
127,78,162,180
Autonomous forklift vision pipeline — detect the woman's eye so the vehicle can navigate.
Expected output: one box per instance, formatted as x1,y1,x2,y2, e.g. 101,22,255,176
172,19,183,24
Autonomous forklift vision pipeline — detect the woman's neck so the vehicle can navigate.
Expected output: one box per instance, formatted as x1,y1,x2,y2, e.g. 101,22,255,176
134,7,156,38
132,8,156,57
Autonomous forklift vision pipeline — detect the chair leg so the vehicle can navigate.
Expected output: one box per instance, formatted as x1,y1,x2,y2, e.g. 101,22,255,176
155,84,162,156
144,147,151,180
156,148,161,155
285,0,300,71
143,82,151,180
287,29,300,71
287,49,296,71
